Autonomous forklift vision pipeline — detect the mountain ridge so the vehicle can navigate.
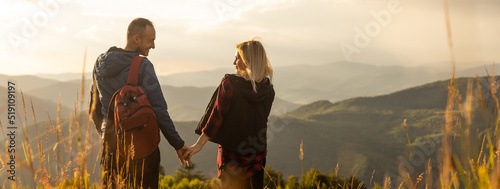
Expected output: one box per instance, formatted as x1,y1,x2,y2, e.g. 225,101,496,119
276,76,493,185
1,75,493,187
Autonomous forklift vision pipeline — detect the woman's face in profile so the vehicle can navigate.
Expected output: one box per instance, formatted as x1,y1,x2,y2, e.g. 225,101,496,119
233,51,247,73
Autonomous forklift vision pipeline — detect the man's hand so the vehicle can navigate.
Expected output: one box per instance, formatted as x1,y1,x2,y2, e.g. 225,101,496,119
183,133,210,163
184,143,203,162
176,145,193,167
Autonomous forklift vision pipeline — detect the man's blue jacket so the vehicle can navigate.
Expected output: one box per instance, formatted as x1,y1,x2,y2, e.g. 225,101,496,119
91,46,184,150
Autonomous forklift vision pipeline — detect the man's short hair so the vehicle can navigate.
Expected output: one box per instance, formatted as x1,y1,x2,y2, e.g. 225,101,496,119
127,18,154,42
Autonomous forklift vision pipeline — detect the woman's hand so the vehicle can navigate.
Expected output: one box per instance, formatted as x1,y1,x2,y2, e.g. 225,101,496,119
187,143,203,159
183,133,210,163
176,145,192,166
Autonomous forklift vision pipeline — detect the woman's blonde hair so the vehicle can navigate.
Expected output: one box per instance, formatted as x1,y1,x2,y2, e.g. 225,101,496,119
236,37,273,92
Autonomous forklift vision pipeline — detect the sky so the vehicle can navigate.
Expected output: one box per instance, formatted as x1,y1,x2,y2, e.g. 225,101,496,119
0,0,499,76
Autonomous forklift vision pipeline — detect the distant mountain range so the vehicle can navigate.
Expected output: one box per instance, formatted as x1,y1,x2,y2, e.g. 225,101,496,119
158,62,496,104
0,73,62,91
262,76,493,186
1,74,495,187
36,72,93,83
0,86,72,130
1,62,494,124
9,76,298,122
29,62,496,105
2,62,497,185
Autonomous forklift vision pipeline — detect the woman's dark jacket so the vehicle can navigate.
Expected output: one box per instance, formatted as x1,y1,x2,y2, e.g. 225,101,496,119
195,74,275,154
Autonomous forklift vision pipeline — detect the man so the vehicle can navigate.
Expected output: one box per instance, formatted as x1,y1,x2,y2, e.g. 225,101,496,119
90,17,190,189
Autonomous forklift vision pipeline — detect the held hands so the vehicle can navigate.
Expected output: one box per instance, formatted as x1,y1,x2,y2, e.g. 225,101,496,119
177,133,210,167
183,143,203,163
176,145,193,167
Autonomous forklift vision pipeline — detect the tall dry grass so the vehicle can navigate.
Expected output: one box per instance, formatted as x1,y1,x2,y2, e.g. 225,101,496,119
0,49,205,188
394,66,500,189
385,0,500,188
0,50,101,188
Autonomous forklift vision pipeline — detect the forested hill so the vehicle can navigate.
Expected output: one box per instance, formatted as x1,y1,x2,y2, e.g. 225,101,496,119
264,76,495,185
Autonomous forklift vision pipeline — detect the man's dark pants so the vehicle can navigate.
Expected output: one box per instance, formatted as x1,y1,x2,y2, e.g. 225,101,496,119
102,147,160,189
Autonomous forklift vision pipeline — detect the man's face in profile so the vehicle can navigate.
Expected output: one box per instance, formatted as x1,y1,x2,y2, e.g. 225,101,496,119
138,25,156,56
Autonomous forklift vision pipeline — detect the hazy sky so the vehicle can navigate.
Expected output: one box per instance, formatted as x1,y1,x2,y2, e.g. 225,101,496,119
1,0,499,76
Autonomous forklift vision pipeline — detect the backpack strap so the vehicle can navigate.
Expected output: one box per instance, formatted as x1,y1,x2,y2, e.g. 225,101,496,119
90,71,104,135
127,56,144,86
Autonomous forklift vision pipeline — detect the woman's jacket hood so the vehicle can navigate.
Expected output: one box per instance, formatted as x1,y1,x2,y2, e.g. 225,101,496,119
227,74,274,104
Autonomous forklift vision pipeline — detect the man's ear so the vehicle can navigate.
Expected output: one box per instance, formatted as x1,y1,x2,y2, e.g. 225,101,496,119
133,34,141,44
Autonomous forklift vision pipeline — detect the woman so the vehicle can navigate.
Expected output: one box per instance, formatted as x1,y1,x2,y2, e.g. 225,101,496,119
186,38,274,189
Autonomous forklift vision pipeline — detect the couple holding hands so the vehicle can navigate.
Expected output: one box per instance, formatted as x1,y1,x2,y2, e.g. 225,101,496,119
91,18,274,189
